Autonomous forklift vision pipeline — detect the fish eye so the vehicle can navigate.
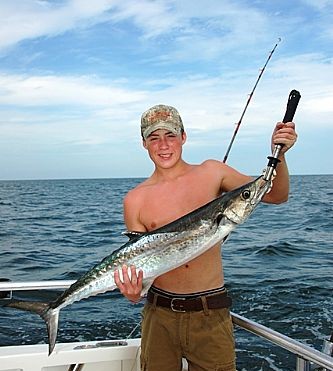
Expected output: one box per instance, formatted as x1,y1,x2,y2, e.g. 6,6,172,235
241,189,251,200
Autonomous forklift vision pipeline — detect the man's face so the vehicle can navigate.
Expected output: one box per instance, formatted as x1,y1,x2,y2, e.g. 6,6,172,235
143,129,186,169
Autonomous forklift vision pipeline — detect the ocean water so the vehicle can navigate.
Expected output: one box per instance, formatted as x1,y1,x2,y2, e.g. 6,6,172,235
0,175,332,370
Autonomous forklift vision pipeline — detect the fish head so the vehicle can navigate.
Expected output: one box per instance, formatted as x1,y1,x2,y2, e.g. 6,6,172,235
222,175,270,225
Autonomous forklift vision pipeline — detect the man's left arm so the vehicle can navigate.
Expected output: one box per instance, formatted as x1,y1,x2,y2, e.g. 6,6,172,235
263,122,298,204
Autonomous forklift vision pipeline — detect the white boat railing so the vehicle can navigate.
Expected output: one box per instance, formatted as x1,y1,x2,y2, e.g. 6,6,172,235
1,280,332,371
0,280,75,291
231,312,333,371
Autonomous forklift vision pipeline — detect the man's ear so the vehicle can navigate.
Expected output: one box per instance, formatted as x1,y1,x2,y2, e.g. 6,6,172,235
181,131,187,145
142,139,147,149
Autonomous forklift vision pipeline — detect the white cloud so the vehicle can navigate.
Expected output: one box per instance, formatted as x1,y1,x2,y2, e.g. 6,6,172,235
0,74,146,106
0,0,117,50
301,0,333,10
1,0,331,69
1,51,332,132
109,0,179,38
263,54,333,117
0,0,290,58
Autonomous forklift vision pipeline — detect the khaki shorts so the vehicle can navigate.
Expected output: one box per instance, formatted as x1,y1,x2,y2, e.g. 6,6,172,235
140,302,236,371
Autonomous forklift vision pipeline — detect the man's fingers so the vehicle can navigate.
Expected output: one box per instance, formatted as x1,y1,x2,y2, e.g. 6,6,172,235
114,269,124,290
116,265,141,285
137,269,143,284
272,122,297,152
130,265,137,284
114,265,143,303
122,265,131,284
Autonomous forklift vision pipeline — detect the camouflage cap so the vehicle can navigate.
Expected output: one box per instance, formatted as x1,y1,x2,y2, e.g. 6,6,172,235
141,104,184,140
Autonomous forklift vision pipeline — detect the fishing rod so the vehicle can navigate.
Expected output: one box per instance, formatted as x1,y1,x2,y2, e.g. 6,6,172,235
263,89,301,181
223,38,281,163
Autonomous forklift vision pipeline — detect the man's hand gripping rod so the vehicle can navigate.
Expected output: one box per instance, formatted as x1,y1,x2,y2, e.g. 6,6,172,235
263,90,301,182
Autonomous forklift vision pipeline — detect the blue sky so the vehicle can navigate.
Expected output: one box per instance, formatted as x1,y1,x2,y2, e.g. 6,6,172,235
0,0,332,180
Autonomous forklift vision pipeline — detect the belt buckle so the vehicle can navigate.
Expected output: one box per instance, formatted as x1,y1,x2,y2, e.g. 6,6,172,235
170,297,186,312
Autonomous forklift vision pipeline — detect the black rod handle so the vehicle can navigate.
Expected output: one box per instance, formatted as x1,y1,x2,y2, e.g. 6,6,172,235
263,90,301,181
282,90,301,123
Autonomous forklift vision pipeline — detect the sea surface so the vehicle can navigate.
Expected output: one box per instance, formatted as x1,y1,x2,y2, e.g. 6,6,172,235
0,175,332,370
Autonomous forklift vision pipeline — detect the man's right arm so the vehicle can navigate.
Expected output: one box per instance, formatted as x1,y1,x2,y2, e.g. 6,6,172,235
114,189,146,303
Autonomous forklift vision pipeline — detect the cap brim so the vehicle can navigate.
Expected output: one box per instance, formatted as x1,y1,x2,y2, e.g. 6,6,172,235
142,122,181,139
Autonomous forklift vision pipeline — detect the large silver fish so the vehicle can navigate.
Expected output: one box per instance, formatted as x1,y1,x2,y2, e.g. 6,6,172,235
6,175,271,355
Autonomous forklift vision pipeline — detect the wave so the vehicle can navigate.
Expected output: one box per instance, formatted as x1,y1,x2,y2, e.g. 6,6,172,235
252,241,302,256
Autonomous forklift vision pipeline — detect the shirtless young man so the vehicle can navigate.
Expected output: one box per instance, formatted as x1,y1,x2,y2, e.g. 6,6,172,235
114,104,297,370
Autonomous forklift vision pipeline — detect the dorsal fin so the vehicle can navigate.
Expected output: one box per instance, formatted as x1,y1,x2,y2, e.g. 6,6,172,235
122,231,144,240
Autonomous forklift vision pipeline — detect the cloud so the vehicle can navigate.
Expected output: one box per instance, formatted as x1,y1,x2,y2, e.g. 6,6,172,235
0,1,294,60
1,50,332,132
0,73,146,107
262,53,333,117
1,0,331,70
0,0,118,51
302,0,333,11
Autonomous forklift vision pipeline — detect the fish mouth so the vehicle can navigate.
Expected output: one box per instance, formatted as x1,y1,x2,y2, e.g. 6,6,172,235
255,175,272,201
247,175,271,208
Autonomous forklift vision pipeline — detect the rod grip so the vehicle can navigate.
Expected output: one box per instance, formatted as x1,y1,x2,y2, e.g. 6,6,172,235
263,90,301,181
282,90,301,123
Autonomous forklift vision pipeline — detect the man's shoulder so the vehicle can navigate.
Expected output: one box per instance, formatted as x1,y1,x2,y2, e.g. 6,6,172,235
200,159,223,167
196,159,246,192
198,159,227,173
124,178,152,204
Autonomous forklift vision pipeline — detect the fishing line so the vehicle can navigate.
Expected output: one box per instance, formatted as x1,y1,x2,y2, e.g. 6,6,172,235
223,38,281,163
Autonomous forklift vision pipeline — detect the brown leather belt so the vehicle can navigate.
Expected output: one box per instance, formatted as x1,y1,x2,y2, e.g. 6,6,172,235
146,290,232,312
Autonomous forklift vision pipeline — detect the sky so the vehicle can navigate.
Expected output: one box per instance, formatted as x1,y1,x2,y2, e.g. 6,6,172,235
0,0,332,180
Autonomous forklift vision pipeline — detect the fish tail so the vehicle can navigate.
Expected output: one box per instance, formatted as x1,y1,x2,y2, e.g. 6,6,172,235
6,300,59,355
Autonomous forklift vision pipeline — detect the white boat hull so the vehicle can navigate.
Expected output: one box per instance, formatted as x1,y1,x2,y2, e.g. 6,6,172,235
0,339,141,371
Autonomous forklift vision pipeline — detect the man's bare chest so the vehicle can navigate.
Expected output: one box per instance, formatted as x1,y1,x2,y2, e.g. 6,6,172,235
140,185,218,231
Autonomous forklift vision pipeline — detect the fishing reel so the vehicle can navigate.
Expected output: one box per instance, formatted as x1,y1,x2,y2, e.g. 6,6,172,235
261,168,276,193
